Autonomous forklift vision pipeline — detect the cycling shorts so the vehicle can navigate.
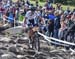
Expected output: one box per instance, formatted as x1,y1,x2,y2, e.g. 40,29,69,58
28,19,38,27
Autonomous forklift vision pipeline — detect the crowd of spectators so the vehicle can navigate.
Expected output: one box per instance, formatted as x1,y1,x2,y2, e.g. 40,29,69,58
0,0,75,41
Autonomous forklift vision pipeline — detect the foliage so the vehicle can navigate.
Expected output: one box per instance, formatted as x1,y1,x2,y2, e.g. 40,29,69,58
53,0,75,6
31,0,75,6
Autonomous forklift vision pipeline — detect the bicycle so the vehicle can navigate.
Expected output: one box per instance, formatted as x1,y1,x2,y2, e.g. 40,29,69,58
28,26,40,51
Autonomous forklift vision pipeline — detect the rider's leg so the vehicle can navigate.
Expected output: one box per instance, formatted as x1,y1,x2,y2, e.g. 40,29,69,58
35,33,40,51
28,29,34,49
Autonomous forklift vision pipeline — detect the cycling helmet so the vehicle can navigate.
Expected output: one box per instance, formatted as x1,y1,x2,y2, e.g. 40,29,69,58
30,7,36,11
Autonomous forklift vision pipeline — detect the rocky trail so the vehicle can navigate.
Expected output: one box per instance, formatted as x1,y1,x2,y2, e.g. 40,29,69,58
0,33,75,59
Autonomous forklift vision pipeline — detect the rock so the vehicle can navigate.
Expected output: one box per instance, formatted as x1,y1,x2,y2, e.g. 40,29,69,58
9,40,16,44
26,50,36,55
25,55,35,59
0,37,11,43
1,54,11,57
0,32,75,59
0,50,9,54
1,51,16,59
11,36,18,39
8,45,26,55
35,53,47,59
17,48,25,55
40,47,50,52
17,55,26,59
17,38,28,44
0,47,7,50
8,46,19,55
1,53,17,59
0,50,4,55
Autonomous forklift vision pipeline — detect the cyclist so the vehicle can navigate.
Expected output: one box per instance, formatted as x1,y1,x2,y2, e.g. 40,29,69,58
24,6,40,50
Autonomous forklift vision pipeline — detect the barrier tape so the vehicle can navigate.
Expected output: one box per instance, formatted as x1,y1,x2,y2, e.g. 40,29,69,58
38,32,75,46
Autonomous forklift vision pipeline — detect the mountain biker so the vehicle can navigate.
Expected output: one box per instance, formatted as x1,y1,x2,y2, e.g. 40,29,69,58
24,7,39,27
24,6,40,50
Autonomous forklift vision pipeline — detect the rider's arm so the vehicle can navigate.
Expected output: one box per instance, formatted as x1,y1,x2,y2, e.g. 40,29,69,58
35,11,45,24
23,17,27,27
23,11,31,27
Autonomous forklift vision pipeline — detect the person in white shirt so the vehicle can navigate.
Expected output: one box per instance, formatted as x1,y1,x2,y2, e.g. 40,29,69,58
24,7,41,50
24,7,39,27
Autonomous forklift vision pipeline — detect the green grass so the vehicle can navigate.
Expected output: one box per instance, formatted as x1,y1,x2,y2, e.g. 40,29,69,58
12,0,18,2
30,0,75,10
30,0,45,6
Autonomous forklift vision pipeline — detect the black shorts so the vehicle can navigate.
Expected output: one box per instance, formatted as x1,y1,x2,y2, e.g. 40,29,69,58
28,19,35,26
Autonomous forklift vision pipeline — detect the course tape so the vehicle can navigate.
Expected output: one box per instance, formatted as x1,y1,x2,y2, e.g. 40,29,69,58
38,32,75,46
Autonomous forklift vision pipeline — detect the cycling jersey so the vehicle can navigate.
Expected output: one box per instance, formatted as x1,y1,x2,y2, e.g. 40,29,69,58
25,11,39,27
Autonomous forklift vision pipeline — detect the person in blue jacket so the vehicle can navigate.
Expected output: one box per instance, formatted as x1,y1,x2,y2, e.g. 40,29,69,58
6,8,15,27
47,12,55,37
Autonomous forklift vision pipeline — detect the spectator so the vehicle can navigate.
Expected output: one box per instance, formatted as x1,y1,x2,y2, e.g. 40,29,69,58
5,7,15,27
54,11,61,38
58,19,67,40
47,20,54,37
71,12,75,23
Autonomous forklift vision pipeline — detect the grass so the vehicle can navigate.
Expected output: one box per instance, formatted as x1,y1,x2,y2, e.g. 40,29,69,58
30,0,75,10
12,0,18,2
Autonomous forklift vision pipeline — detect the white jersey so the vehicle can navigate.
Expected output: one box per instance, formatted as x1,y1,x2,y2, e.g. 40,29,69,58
25,11,39,24
25,11,39,20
